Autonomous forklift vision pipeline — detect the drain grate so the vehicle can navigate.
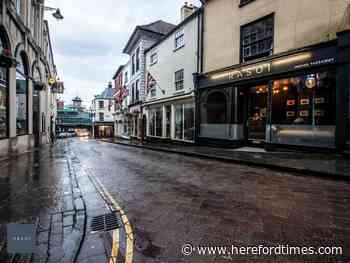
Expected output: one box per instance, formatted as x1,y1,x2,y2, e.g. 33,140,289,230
90,213,120,233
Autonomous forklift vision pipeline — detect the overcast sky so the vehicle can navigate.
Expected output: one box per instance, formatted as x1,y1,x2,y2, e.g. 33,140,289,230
45,0,201,108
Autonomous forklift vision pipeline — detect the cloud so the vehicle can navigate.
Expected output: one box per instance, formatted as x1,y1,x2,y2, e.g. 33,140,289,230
45,0,201,106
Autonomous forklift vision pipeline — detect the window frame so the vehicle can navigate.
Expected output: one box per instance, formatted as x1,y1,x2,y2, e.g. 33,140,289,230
240,13,275,63
98,100,104,109
174,29,185,50
136,47,140,72
150,52,158,65
174,69,184,91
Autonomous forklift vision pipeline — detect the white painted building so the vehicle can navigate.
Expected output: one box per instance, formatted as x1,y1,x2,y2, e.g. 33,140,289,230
122,20,176,138
143,4,200,142
91,83,115,138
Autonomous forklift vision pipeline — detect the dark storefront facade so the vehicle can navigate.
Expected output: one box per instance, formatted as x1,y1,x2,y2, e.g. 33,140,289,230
196,34,350,150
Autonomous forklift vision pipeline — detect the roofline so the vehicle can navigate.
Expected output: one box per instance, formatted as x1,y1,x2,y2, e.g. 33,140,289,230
145,9,202,54
122,26,167,54
112,65,124,80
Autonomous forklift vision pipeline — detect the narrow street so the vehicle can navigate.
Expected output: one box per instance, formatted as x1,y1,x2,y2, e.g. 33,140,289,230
1,138,349,262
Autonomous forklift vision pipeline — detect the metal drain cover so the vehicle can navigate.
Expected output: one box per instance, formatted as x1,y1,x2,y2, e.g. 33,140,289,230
90,213,120,233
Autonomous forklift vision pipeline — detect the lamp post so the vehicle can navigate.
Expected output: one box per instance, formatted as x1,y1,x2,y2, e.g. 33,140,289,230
44,6,64,20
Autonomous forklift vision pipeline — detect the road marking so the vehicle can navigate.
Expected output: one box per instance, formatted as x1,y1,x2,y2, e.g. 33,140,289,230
93,176,134,263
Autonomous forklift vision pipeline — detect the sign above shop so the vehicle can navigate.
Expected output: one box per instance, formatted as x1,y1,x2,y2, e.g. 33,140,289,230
198,43,337,88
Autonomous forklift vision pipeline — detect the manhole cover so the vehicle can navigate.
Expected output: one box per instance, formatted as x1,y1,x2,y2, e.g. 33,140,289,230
90,213,120,233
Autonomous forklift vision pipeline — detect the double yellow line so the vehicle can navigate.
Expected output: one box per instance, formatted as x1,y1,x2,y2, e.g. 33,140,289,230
92,176,134,263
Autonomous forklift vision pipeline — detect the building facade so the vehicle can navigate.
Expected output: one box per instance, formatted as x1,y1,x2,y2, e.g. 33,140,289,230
56,97,92,136
143,4,200,143
196,0,350,150
113,61,131,139
122,20,176,139
0,0,61,159
92,83,115,138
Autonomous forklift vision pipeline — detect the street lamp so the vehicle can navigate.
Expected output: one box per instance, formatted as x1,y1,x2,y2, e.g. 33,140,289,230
37,5,64,20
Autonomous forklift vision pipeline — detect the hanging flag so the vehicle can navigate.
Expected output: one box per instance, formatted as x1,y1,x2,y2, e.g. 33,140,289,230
146,72,157,93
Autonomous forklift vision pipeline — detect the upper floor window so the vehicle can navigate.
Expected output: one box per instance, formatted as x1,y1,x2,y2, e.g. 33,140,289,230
136,48,140,72
175,29,185,50
150,52,158,65
175,69,184,91
99,113,104,122
99,101,104,109
241,14,274,63
16,0,21,15
124,72,128,84
135,80,139,101
131,54,135,75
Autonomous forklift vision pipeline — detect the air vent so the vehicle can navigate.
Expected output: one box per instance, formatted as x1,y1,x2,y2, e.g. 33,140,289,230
90,213,120,233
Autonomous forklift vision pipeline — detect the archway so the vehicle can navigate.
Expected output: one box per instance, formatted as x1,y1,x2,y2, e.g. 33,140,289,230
0,27,11,139
15,50,30,135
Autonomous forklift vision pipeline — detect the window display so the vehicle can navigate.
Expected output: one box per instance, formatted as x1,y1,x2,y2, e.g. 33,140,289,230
16,52,28,135
184,104,194,141
0,66,8,138
271,71,336,126
174,104,183,140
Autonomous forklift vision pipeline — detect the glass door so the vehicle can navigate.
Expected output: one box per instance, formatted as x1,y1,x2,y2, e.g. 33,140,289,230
246,85,268,142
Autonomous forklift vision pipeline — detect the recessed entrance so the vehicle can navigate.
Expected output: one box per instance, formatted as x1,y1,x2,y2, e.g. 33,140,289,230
246,85,268,143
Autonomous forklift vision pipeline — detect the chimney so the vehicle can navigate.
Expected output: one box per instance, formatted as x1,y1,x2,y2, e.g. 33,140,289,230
108,81,113,89
181,2,197,21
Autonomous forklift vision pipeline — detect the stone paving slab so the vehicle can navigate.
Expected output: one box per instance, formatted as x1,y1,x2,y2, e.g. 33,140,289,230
101,138,350,181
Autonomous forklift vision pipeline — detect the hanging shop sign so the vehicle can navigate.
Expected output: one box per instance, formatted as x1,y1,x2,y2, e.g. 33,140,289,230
198,43,337,88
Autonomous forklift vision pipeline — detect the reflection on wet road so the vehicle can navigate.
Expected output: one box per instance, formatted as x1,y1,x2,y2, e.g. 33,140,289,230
71,138,350,263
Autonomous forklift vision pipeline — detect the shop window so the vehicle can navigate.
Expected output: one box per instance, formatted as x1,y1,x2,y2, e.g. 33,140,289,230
241,14,274,63
0,66,8,139
271,71,336,126
16,52,28,135
206,91,227,124
184,104,194,141
165,105,171,138
175,104,184,140
148,107,163,137
175,69,184,91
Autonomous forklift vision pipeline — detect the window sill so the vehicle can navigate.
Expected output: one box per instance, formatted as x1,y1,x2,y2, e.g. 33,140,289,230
173,45,185,52
173,89,185,95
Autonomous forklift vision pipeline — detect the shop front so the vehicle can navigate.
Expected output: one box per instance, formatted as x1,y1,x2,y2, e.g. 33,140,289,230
196,39,350,150
144,97,195,143
93,122,114,138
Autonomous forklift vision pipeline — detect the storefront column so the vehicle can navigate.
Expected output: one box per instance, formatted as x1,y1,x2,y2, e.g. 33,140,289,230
8,66,16,138
336,29,350,149
28,79,33,134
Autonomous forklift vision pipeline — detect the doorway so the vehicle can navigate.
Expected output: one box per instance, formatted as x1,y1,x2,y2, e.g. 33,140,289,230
33,90,40,146
246,85,268,143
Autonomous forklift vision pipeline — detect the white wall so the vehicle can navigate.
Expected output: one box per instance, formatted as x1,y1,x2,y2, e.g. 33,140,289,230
145,15,199,102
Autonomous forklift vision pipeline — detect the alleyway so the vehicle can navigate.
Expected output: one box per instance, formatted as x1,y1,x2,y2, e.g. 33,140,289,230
0,138,350,262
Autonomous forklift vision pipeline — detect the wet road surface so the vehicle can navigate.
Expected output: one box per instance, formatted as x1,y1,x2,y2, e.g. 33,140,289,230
71,138,350,262
0,137,350,263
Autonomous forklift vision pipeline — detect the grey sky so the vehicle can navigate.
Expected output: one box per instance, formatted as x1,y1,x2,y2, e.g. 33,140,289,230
45,0,201,108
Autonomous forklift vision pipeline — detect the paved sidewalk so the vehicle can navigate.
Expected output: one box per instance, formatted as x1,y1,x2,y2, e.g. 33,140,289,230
101,138,350,181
